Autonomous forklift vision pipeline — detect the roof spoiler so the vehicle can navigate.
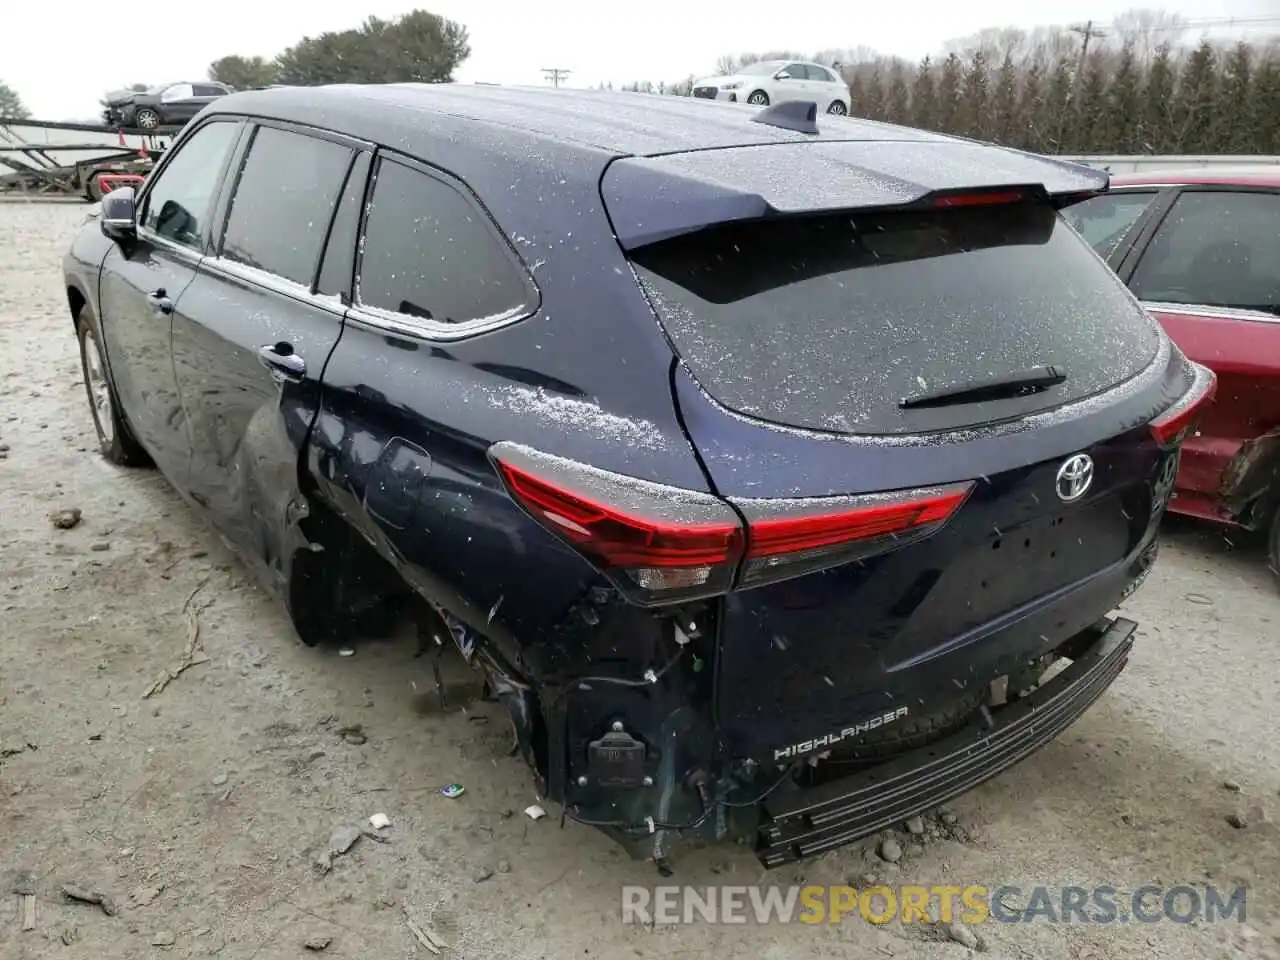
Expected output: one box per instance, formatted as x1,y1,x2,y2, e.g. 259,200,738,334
601,142,1109,249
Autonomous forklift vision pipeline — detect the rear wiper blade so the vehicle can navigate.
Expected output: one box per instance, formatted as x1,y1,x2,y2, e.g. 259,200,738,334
900,365,1067,410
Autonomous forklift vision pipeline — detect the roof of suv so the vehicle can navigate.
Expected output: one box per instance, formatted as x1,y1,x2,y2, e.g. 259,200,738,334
208,82,951,157
203,84,1110,248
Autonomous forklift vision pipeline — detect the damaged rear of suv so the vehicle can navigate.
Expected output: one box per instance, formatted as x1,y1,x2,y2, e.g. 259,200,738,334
67,87,1215,871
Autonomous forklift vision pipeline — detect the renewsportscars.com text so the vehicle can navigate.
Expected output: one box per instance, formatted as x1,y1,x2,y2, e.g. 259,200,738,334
621,884,1247,926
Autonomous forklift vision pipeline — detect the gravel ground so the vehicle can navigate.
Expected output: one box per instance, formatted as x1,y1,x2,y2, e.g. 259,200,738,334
1,198,1278,960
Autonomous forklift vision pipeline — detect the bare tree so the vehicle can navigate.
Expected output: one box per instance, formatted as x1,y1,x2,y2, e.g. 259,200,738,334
1112,8,1187,64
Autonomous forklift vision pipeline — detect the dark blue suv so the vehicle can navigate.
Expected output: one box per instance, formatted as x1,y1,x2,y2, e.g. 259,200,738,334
64,85,1215,869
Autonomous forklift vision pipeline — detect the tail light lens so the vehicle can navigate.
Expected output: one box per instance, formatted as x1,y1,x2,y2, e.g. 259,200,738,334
489,441,744,606
732,483,974,587
490,442,974,603
1150,363,1217,448
930,188,1028,208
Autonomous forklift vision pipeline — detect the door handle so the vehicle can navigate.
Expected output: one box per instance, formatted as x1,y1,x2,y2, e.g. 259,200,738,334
257,343,306,382
148,288,173,315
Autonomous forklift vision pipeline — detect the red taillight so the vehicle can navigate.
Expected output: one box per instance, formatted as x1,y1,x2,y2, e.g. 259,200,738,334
491,442,975,602
733,483,974,588
490,442,744,605
1150,363,1217,448
931,188,1028,208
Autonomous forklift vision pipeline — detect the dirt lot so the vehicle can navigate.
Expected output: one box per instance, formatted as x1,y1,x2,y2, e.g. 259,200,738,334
1,198,1278,960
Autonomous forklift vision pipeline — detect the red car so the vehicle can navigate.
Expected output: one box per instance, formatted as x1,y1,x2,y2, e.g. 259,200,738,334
1064,167,1280,573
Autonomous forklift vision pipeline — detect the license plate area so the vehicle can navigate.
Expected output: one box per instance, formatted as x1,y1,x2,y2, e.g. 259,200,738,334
912,497,1134,638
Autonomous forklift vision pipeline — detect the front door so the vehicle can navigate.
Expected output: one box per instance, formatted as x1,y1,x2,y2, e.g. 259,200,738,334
97,118,243,484
170,120,367,590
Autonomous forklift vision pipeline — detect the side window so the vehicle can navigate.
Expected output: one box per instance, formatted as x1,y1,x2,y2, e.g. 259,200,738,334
219,125,353,286
1062,191,1158,258
140,120,240,251
783,63,807,80
161,83,194,102
316,151,372,300
193,84,227,97
1129,191,1280,313
356,158,531,328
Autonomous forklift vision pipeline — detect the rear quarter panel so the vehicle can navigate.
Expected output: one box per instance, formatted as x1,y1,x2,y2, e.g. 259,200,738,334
309,131,707,678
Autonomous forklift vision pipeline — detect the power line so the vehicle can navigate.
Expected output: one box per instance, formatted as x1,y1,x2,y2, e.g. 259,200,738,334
1057,19,1107,149
542,68,571,89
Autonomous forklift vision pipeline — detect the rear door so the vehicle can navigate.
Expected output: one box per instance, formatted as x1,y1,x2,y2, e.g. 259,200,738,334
170,119,369,587
97,117,243,484
1114,186,1280,521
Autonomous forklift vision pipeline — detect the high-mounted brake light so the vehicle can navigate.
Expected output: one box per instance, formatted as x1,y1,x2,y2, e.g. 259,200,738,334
931,189,1028,208
1150,363,1217,448
733,483,974,588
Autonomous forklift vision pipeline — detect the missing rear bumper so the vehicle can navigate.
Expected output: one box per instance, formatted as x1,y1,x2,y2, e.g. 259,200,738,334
755,616,1136,867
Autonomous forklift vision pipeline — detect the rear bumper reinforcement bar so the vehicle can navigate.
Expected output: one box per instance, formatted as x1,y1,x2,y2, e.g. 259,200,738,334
756,616,1137,867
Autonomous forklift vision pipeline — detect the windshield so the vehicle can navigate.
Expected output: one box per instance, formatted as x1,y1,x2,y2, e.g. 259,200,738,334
632,200,1160,436
738,61,785,76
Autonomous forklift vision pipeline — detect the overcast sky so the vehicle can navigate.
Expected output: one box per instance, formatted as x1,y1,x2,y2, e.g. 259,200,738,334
5,0,1278,120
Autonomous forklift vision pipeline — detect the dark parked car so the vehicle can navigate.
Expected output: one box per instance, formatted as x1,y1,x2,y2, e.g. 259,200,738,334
1064,169,1280,576
101,81,233,131
64,86,1215,869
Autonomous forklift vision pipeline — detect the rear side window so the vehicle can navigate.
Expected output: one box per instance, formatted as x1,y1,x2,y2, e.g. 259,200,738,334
220,125,353,286
355,158,531,329
1064,191,1157,258
1129,190,1280,315
141,120,240,251
633,201,1161,436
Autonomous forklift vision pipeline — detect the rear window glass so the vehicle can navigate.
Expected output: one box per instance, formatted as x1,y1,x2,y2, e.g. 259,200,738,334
632,201,1160,436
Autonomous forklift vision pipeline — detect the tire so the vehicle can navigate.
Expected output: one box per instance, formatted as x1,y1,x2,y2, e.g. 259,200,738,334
76,310,151,467
827,100,848,115
134,108,161,130
747,90,770,106
84,172,107,203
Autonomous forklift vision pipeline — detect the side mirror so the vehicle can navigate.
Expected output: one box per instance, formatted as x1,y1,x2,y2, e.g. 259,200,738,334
100,186,137,242
775,70,792,80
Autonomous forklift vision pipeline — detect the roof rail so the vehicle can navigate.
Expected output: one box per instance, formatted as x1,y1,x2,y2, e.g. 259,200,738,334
751,100,820,136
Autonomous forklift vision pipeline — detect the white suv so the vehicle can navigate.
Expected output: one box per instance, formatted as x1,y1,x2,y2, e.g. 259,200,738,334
691,60,851,115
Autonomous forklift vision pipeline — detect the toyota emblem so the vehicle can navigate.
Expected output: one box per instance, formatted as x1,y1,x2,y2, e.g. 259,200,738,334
1055,453,1094,502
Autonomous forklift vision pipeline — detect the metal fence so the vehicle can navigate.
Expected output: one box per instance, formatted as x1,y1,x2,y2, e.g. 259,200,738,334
1063,154,1280,173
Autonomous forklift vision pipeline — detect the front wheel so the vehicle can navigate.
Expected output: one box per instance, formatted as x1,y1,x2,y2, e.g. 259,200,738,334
827,100,848,115
134,107,161,130
77,314,151,466
747,90,770,106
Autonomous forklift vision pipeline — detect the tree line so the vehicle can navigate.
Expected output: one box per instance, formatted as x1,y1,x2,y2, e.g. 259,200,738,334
208,9,470,89
621,12,1280,155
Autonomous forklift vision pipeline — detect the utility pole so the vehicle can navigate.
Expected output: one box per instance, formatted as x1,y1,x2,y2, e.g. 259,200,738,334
542,68,571,89
1056,20,1108,151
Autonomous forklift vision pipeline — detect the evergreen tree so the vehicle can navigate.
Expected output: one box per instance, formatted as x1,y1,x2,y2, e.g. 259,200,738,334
960,49,991,138
991,53,1019,144
1017,60,1048,152
1140,43,1177,152
848,74,867,117
1253,51,1280,154
911,57,938,131
1105,42,1142,154
0,80,28,119
1073,50,1109,152
936,53,964,133
885,61,911,124
1213,42,1254,153
1046,54,1074,151
861,68,886,121
1172,39,1218,152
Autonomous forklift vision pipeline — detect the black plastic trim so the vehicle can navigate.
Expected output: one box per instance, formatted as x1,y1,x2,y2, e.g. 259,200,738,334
755,616,1137,867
